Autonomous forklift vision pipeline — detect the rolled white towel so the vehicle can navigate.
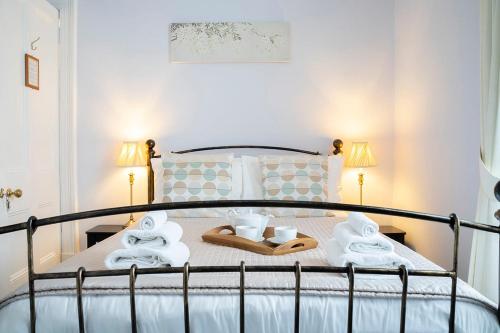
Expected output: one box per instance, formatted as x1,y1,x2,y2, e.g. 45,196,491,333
139,211,168,231
347,212,379,237
122,221,183,248
333,222,394,254
105,242,190,269
326,238,414,272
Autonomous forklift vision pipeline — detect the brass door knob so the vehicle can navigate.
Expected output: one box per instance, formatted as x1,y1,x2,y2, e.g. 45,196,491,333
5,188,22,198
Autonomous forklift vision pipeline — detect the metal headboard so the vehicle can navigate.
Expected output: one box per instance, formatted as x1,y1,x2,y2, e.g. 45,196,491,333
145,139,344,204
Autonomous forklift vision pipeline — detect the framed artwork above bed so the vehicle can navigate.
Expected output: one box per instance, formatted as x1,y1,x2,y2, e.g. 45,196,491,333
169,22,290,63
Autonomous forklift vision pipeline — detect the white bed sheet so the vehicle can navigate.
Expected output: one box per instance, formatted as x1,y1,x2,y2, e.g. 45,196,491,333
1,292,497,333
0,216,497,333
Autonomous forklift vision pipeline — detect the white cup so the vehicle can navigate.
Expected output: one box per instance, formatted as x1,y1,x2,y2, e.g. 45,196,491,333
233,215,262,232
228,210,272,237
274,226,297,243
235,226,259,241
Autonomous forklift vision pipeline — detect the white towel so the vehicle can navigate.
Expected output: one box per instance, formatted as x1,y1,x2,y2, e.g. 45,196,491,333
105,242,190,269
139,211,168,231
122,221,183,249
347,212,379,237
326,238,414,279
333,222,394,254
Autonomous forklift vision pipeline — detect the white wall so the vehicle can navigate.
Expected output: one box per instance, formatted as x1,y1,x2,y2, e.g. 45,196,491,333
393,0,480,278
76,0,481,280
76,0,396,247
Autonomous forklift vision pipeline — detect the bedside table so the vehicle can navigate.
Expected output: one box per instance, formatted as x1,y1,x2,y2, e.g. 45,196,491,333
86,225,125,248
380,226,406,244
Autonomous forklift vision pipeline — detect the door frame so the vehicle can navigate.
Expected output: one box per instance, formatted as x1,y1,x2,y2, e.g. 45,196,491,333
48,0,79,260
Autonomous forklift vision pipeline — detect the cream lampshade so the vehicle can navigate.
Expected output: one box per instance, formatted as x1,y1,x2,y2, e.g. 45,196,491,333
117,141,147,226
345,142,377,205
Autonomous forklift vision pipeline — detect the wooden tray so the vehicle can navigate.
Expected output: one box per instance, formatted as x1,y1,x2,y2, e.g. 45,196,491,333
202,225,318,255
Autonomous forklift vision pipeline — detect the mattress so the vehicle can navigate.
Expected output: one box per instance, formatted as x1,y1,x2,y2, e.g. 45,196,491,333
0,216,497,333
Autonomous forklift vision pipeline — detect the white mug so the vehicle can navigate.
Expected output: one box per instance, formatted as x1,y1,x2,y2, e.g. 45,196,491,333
235,225,259,241
227,209,272,236
274,226,297,243
233,214,262,231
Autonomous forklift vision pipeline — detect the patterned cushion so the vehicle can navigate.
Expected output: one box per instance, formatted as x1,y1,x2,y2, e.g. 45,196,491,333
160,153,234,217
259,155,329,217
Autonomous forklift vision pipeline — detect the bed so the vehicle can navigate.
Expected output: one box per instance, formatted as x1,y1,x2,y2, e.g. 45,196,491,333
0,139,498,333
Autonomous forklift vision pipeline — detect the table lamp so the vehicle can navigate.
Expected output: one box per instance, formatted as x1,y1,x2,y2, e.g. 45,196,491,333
345,142,377,205
117,141,147,226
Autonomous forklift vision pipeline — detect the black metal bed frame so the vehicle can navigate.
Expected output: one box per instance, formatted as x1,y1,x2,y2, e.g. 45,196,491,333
0,140,498,333
0,200,498,333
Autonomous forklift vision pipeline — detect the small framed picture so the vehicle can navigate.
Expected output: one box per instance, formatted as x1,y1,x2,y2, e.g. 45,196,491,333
25,54,39,90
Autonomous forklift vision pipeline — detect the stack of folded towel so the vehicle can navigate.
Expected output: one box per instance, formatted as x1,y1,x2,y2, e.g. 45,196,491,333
326,212,414,274
105,211,190,269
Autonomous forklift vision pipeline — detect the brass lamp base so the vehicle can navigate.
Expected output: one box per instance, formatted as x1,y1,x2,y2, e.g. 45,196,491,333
125,215,135,228
125,171,136,227
358,172,365,205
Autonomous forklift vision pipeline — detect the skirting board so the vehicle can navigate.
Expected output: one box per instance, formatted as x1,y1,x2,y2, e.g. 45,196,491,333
61,251,75,261
9,251,59,289
39,251,57,266
9,267,28,286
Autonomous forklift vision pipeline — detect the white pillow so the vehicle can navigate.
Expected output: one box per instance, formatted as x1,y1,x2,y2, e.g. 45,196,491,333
151,153,343,215
151,157,162,203
242,154,344,217
259,155,329,217
241,155,264,200
327,155,344,203
160,153,235,217
152,156,243,204
232,158,243,199
241,155,344,203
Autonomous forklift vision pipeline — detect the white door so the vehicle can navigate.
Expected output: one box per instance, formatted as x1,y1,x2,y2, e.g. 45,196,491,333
0,0,61,298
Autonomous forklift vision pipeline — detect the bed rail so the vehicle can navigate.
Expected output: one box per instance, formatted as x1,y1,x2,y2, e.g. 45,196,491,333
0,200,498,333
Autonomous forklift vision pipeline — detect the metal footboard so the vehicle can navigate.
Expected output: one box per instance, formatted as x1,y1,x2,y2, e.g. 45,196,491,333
0,200,498,333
